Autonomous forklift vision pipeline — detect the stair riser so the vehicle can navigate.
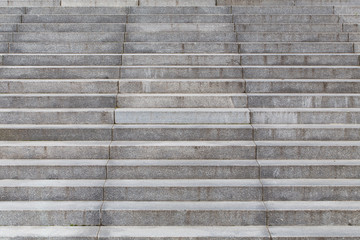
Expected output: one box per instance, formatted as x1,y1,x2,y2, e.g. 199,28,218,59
119,80,245,93
236,24,342,32
22,15,127,23
126,32,236,42
11,32,124,42
0,95,116,108
232,6,333,14
127,15,233,23
117,95,247,108
113,127,253,141
2,55,122,66
17,23,126,32
238,32,349,42
127,7,231,14
124,43,239,53
234,15,339,23
126,23,234,32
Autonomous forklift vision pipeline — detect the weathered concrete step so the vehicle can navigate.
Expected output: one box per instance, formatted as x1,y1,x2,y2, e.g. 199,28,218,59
127,14,233,23
268,226,360,239
0,201,102,226
238,32,349,42
26,7,127,14
107,159,258,179
241,54,360,66
0,0,60,7
119,79,245,93
262,179,360,201
60,0,216,7
101,201,265,226
266,201,360,226
137,0,216,6
221,0,360,6
59,0,138,7
1,54,122,66
0,15,21,23
17,23,126,32
113,124,253,141
0,66,120,79
103,179,262,201
256,141,360,159
110,141,255,159
246,79,360,93
248,93,360,108
0,179,104,201
335,6,360,14
126,32,236,42
0,141,110,159
121,66,242,79
236,23,342,32
22,14,127,23
239,43,354,53
126,23,234,32
0,94,116,108
233,14,340,23
232,6,333,14
8,42,123,53
0,108,114,124
0,79,119,93
254,124,360,141
0,159,107,179
128,6,231,14
0,226,271,239
124,42,238,53
0,7,24,14
243,67,360,79
115,108,249,124
122,54,240,66
122,54,360,66
0,201,264,226
11,32,125,42
0,124,113,141
259,159,360,179
117,94,247,108
251,108,360,124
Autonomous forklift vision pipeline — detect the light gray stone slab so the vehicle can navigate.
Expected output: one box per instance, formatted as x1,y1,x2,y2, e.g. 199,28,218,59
269,226,360,239
61,0,138,7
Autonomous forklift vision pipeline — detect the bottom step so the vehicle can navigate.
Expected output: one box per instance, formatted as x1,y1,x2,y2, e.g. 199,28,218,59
2,226,360,239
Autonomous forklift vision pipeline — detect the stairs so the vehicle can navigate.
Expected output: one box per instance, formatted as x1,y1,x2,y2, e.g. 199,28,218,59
1,0,360,239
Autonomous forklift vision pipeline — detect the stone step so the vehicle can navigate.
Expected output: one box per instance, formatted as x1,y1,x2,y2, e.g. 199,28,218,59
238,32,350,42
127,14,233,23
121,66,242,79
110,141,255,159
22,14,127,23
0,0,60,7
113,124,252,141
232,6,333,14
1,54,122,65
115,108,249,124
0,15,21,23
0,226,271,239
107,159,259,179
126,32,236,42
268,226,360,239
221,0,360,6
0,7,24,14
256,141,360,159
26,7,127,14
236,23,342,32
0,108,114,124
117,93,247,108
0,124,113,141
17,23,126,32
239,43,354,53
246,79,360,93
0,79,119,93
7,42,123,53
124,42,238,53
121,54,360,66
137,0,216,6
262,179,360,201
335,6,360,14
0,159,107,179
266,201,360,226
0,141,110,159
251,108,360,124
0,159,258,179
119,79,245,93
11,32,125,42
233,14,340,23
0,201,265,226
0,66,120,79
127,6,231,14
248,93,360,108
244,66,360,79
259,159,360,179
60,0,138,7
254,124,360,141
126,23,235,32
0,94,116,108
